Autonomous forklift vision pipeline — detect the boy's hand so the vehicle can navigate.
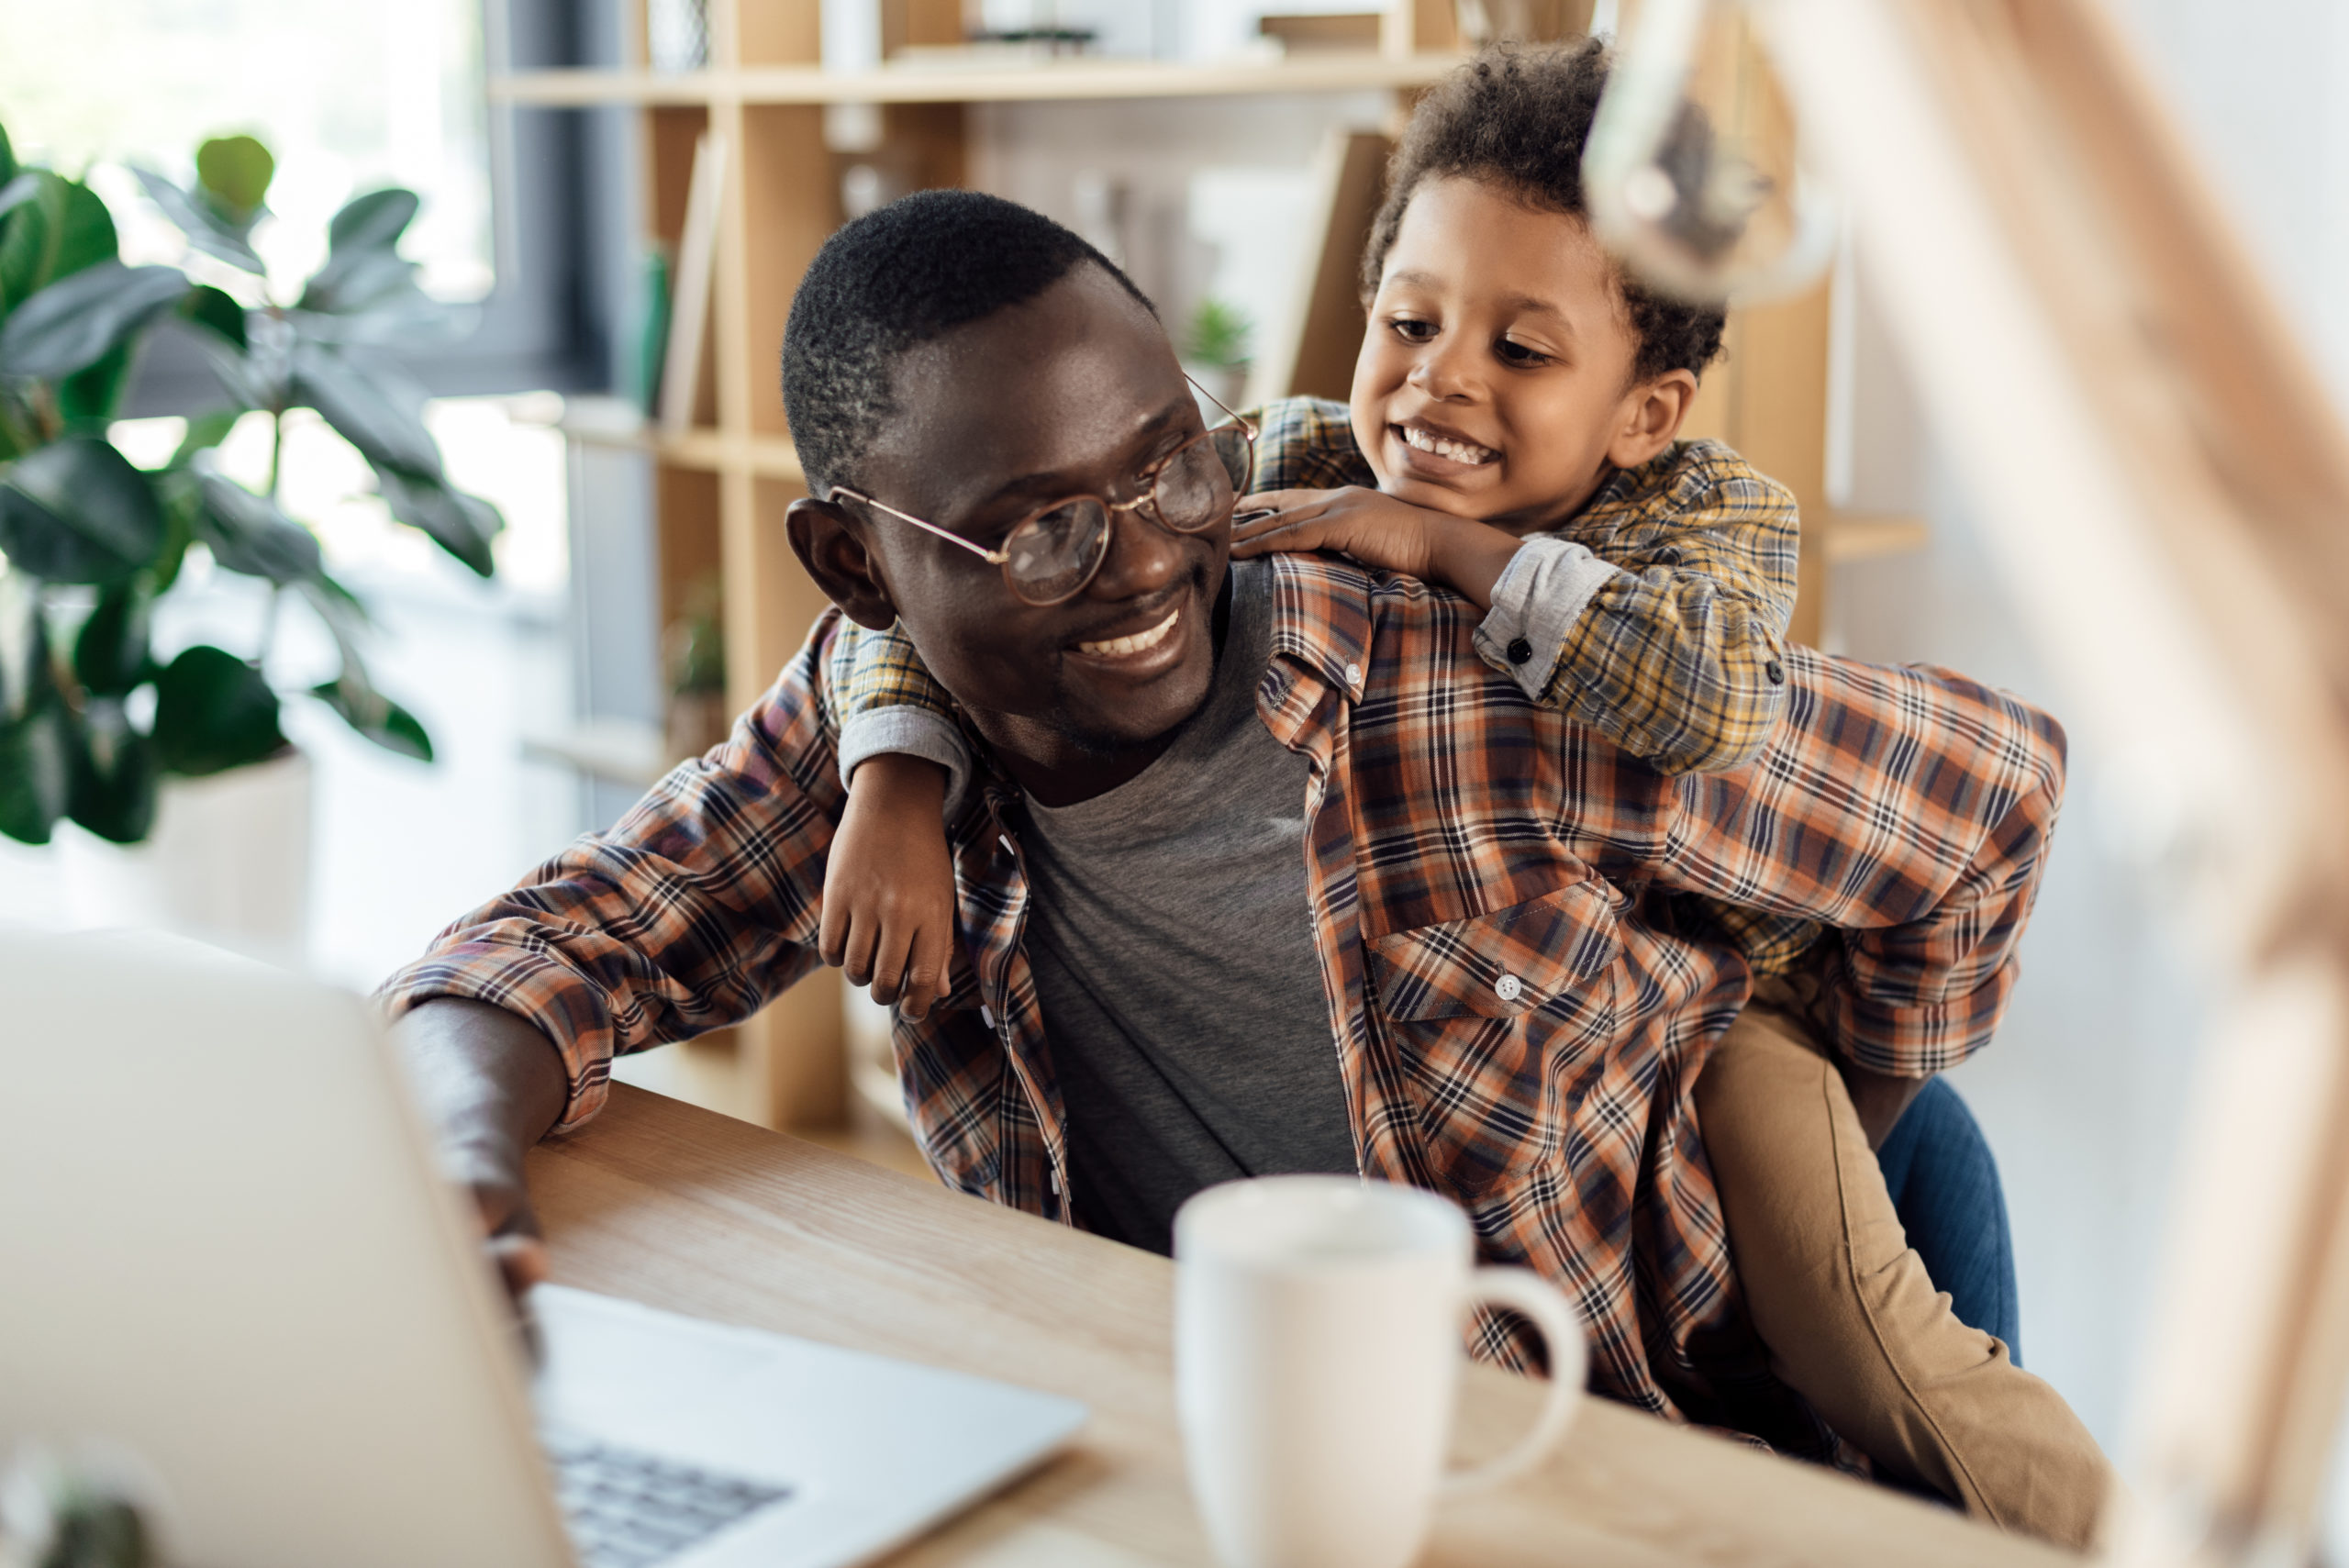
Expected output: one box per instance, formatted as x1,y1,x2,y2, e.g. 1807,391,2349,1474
1230,486,1522,610
820,753,957,1018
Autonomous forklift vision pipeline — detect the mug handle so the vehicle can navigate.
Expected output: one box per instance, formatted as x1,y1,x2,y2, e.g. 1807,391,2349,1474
1437,1265,1587,1496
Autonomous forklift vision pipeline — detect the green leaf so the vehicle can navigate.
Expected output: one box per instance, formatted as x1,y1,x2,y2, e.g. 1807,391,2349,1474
0,121,16,187
55,337,137,428
327,188,419,255
150,643,284,776
0,435,166,583
195,134,274,217
190,466,320,581
295,570,376,636
0,172,38,225
175,284,247,351
295,248,426,319
148,477,195,593
375,466,500,577
290,339,441,476
68,696,158,842
0,173,118,310
312,675,431,762
168,406,243,468
0,699,70,843
0,261,187,380
73,578,153,695
129,165,264,274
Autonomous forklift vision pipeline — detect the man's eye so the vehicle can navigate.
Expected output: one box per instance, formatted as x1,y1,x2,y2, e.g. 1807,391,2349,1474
1388,317,1438,343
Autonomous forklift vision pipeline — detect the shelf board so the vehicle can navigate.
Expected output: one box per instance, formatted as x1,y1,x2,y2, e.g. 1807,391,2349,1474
560,416,804,483
490,52,1468,107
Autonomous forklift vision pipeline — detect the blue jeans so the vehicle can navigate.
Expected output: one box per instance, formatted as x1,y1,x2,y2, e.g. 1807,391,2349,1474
1874,1078,2022,1363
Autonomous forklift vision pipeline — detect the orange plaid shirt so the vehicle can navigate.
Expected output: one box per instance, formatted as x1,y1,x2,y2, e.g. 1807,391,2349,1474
383,560,2064,1459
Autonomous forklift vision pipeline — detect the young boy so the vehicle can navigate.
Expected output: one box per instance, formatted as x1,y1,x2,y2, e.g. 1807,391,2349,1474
815,40,2109,1545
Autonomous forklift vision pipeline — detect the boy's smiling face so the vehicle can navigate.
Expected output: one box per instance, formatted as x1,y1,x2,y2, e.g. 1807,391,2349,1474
1352,175,1695,534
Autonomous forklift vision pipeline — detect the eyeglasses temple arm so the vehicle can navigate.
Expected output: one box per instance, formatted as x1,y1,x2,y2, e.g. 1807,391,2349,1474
1182,372,1259,440
829,486,1011,565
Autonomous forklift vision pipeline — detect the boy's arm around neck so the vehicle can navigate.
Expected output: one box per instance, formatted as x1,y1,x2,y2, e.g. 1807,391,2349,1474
1478,443,1802,775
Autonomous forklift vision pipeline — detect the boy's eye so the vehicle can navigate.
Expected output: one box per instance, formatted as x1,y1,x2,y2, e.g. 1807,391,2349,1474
1388,317,1438,343
1495,338,1553,367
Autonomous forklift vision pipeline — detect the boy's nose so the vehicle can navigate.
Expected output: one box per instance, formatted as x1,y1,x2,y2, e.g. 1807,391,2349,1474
1406,345,1478,402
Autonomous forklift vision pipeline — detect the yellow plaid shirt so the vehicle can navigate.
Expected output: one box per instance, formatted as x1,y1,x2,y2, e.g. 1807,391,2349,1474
829,395,1819,973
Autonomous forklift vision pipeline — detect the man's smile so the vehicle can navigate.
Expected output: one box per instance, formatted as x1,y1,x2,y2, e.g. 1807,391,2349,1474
1074,604,1181,658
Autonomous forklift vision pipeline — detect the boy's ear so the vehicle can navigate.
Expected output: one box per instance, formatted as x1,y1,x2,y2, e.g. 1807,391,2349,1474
786,496,900,631
1606,368,1700,471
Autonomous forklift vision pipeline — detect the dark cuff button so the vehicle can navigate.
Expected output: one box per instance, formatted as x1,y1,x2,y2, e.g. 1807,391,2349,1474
1506,637,1534,665
1765,658,1786,685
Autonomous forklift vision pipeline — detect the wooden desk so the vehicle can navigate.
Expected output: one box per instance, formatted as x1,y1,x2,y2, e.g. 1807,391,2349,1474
530,1085,2072,1567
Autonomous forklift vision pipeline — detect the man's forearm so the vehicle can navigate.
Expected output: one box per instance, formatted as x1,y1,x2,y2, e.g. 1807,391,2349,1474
393,997,571,1179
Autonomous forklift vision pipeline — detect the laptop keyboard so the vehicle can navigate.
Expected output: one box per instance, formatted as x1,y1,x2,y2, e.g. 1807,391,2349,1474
544,1430,794,1568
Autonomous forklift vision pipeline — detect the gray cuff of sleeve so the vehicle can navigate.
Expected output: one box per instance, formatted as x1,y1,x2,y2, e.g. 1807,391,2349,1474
837,706,975,823
1471,535,1620,702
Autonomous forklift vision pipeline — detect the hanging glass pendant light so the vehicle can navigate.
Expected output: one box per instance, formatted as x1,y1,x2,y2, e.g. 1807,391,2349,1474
1582,0,1840,305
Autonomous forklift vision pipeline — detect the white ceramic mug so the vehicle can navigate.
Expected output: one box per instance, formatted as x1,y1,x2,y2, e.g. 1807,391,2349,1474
1173,1175,1586,1568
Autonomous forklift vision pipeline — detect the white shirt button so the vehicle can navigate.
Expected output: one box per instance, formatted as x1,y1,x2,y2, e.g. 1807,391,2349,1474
1495,973,1524,1004
1344,662,1364,689
980,1005,996,1028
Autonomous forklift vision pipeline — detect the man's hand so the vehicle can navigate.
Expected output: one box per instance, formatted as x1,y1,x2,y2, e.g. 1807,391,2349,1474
819,752,956,1018
1230,486,1524,611
392,998,570,1308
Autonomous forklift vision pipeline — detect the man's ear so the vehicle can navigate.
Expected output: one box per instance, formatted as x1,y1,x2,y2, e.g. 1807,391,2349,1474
786,496,899,631
1605,368,1700,471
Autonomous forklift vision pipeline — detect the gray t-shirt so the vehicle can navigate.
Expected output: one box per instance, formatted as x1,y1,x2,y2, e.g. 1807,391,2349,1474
1015,561,1356,1253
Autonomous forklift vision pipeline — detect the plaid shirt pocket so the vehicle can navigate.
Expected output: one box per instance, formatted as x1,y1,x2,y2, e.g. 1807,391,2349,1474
1367,881,1624,1196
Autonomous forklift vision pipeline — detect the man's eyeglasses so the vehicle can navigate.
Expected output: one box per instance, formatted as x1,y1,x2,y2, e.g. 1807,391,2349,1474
830,377,1257,608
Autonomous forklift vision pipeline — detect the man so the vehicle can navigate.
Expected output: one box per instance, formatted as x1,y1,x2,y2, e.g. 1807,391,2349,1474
385,192,2061,1466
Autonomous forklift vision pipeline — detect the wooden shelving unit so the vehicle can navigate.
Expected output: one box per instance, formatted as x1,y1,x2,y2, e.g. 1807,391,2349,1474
529,0,1917,1138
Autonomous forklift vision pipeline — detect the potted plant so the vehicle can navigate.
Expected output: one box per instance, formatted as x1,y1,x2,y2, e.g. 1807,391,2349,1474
0,123,502,950
1182,296,1253,414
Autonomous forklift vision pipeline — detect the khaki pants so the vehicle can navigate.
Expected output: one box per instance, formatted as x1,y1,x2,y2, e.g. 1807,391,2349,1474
1695,998,2116,1550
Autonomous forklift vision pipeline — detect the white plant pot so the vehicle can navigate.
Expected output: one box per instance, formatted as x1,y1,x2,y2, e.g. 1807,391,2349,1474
56,750,312,969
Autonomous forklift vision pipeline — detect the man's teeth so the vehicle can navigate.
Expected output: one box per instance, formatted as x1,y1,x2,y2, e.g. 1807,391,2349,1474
1077,606,1181,657
1401,424,1497,465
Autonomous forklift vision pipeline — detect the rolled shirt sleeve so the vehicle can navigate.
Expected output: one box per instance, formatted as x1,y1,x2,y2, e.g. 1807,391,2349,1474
377,613,854,1131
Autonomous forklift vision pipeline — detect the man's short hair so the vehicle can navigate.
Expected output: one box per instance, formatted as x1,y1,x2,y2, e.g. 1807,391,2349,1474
782,190,1154,500
1362,39,1728,384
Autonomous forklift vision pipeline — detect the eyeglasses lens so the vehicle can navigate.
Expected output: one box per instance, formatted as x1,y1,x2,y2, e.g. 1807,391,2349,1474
1007,498,1109,604
1152,435,1238,533
1000,425,1254,605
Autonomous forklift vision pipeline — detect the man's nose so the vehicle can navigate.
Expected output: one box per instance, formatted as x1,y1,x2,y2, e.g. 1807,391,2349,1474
1086,502,1188,602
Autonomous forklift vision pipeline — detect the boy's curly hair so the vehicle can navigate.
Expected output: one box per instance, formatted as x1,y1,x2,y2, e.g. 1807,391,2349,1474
1362,39,1727,384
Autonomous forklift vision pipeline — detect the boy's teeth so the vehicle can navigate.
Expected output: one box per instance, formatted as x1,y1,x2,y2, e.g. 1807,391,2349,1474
1401,424,1497,465
1077,606,1181,657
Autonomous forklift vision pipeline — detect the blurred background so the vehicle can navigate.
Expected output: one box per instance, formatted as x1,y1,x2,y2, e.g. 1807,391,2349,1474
3,0,2348,1521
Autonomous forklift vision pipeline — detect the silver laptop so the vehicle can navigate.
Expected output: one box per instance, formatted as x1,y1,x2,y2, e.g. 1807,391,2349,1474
0,928,1085,1568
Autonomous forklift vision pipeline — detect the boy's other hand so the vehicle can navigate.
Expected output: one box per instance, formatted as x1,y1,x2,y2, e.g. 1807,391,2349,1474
1231,486,1446,576
820,752,956,1018
1231,486,1523,611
